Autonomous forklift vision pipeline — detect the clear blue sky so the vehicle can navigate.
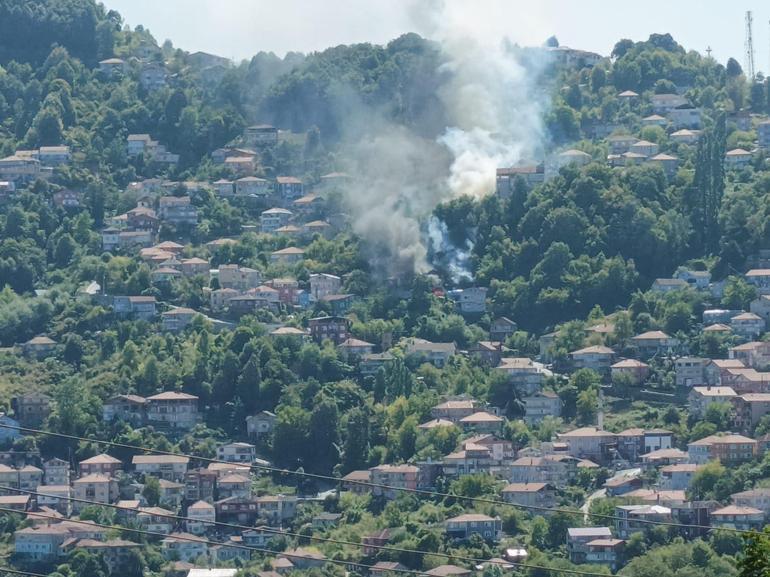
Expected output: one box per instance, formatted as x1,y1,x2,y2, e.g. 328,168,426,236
105,0,770,71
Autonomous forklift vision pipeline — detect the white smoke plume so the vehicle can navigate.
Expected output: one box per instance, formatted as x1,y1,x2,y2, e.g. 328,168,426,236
339,0,548,278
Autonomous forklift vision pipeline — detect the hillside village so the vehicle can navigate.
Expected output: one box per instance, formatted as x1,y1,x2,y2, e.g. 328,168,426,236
3,3,770,577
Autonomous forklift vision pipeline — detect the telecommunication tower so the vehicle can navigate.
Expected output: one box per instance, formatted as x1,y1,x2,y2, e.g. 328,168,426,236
745,10,756,79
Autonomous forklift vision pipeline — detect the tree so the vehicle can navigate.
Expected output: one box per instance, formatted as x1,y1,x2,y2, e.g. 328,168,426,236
576,387,599,425
722,276,757,309
142,476,161,506
726,57,743,78
342,407,369,473
307,395,340,474
738,528,770,577
689,460,726,499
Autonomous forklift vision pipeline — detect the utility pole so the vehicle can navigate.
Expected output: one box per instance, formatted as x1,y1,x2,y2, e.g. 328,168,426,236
746,10,756,79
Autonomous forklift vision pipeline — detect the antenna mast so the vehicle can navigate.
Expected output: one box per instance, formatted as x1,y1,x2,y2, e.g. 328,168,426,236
745,10,756,79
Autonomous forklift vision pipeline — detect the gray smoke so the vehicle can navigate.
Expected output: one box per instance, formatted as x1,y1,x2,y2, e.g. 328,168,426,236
338,1,547,277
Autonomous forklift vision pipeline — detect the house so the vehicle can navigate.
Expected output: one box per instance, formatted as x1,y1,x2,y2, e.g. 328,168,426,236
139,62,167,90
660,464,700,490
471,341,504,366
320,293,356,315
447,287,487,314
585,538,625,571
260,208,293,233
158,479,185,507
72,474,119,512
308,316,350,345
36,146,70,167
523,391,562,425
43,458,70,486
270,246,305,264
184,468,217,503
103,394,147,424
133,455,190,481
244,124,279,147
158,196,198,225
425,566,472,577
441,443,496,478
246,411,276,438
670,128,701,144
22,336,57,358
52,189,82,209
275,177,304,201
558,428,617,463
495,164,545,194
292,193,326,214
501,482,556,509
651,278,688,293
615,428,673,462
309,273,342,301
732,393,770,431
234,176,269,197
750,295,770,325
649,153,679,175
688,386,737,417
217,442,256,463
146,391,200,430
338,338,375,359
509,455,581,485
725,148,752,168
629,140,659,157
569,345,616,374
759,120,770,149
12,393,51,426
0,154,40,184
404,339,457,368
185,500,216,534
213,179,234,196
311,512,342,531
495,357,549,395
369,562,407,577
489,317,517,342
640,447,689,467
99,57,126,77
180,258,209,277
137,506,176,534
731,488,770,516
161,532,209,562
431,399,478,422
112,295,157,320
687,433,757,464
370,464,419,499
611,359,650,384
14,522,108,561
731,312,765,339
668,104,701,129
651,93,688,113
729,341,770,369
152,267,183,284
218,265,262,291
567,527,613,564
710,505,764,530
631,331,678,358
218,473,251,499
458,412,504,434
162,308,198,332
606,134,638,154
79,454,122,476
445,513,502,542
675,357,710,387
615,504,672,538
36,485,72,514
0,413,20,444
362,529,391,556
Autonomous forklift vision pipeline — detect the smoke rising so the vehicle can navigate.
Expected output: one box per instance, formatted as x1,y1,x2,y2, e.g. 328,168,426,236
338,1,547,279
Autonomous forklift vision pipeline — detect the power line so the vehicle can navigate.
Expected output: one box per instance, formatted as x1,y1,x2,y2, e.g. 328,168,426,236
0,569,49,577
0,423,751,534
0,505,616,577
